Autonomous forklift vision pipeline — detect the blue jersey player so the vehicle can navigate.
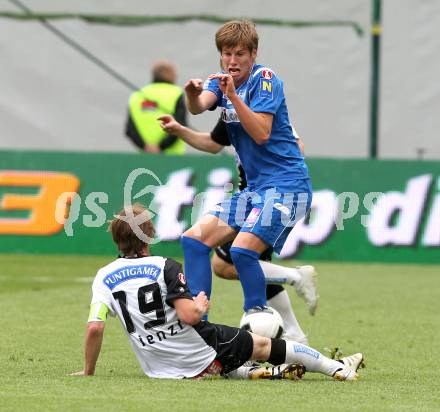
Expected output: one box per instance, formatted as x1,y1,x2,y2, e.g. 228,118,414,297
182,20,312,316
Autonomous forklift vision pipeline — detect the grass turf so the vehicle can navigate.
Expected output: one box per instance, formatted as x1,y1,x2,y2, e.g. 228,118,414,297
0,254,439,412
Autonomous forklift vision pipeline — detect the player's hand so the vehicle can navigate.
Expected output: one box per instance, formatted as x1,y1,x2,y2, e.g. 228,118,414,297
69,370,85,376
184,79,204,98
208,73,236,99
158,114,183,135
193,291,210,315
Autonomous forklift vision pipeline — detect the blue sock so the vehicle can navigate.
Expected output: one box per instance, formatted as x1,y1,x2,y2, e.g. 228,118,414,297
230,247,267,311
180,236,212,299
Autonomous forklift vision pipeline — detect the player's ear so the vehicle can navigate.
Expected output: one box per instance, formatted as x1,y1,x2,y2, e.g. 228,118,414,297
251,48,257,61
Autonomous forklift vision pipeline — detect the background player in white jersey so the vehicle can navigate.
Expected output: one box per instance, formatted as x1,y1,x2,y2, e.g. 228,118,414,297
181,20,313,319
71,204,362,381
159,113,317,344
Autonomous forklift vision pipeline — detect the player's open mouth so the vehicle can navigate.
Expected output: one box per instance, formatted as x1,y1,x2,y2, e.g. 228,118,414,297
228,68,240,76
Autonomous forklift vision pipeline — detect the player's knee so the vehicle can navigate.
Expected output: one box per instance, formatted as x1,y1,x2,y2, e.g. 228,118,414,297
230,247,259,267
250,334,271,361
211,255,237,280
181,228,198,240
181,235,211,255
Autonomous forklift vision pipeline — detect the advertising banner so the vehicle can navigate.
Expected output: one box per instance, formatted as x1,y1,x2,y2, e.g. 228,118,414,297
1,150,439,263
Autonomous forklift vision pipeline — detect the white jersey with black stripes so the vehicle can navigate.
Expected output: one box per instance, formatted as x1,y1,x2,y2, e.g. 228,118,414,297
90,256,216,378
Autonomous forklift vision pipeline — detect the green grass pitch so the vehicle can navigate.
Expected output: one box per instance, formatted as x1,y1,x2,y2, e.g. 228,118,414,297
1,254,439,412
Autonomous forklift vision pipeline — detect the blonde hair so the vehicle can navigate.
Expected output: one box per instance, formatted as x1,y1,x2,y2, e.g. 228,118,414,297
109,203,155,256
215,20,259,53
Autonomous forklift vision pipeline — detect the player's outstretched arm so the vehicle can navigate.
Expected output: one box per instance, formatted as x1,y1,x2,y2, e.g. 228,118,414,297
83,321,105,375
158,115,223,153
70,320,105,376
174,291,209,325
184,79,217,114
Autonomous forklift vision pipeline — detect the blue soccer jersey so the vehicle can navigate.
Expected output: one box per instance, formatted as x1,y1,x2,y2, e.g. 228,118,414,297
204,64,309,190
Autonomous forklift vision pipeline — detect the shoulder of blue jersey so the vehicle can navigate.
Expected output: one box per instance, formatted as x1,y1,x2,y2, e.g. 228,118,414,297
252,66,278,80
253,67,276,99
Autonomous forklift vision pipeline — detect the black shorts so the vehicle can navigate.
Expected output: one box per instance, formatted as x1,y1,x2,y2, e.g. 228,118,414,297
193,321,254,375
214,241,273,264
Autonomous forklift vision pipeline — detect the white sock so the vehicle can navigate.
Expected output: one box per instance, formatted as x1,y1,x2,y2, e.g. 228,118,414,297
226,366,254,379
284,341,342,377
268,290,307,344
259,260,301,285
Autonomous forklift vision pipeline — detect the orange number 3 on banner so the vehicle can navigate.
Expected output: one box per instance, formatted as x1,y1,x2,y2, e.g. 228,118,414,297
0,171,80,235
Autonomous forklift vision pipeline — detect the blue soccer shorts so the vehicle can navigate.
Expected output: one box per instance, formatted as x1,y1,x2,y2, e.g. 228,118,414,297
209,179,312,254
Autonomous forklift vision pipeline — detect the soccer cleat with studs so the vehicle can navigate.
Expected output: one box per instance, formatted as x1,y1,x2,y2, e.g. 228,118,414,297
249,363,305,380
332,353,364,381
333,366,358,381
339,353,364,371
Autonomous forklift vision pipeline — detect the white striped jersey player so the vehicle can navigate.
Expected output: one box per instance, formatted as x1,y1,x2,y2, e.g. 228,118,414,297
89,256,216,378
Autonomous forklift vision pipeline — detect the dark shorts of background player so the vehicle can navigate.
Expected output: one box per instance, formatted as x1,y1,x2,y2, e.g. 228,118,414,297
193,321,254,375
215,241,273,264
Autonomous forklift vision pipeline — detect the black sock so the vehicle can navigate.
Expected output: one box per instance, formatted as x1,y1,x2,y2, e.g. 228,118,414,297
268,338,286,365
266,284,285,300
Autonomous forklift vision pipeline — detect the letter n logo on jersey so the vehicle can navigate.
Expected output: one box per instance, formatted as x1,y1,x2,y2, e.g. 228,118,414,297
260,79,273,99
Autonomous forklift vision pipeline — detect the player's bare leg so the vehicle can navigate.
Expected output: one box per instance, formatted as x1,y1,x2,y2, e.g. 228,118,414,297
183,214,237,247
211,254,238,279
